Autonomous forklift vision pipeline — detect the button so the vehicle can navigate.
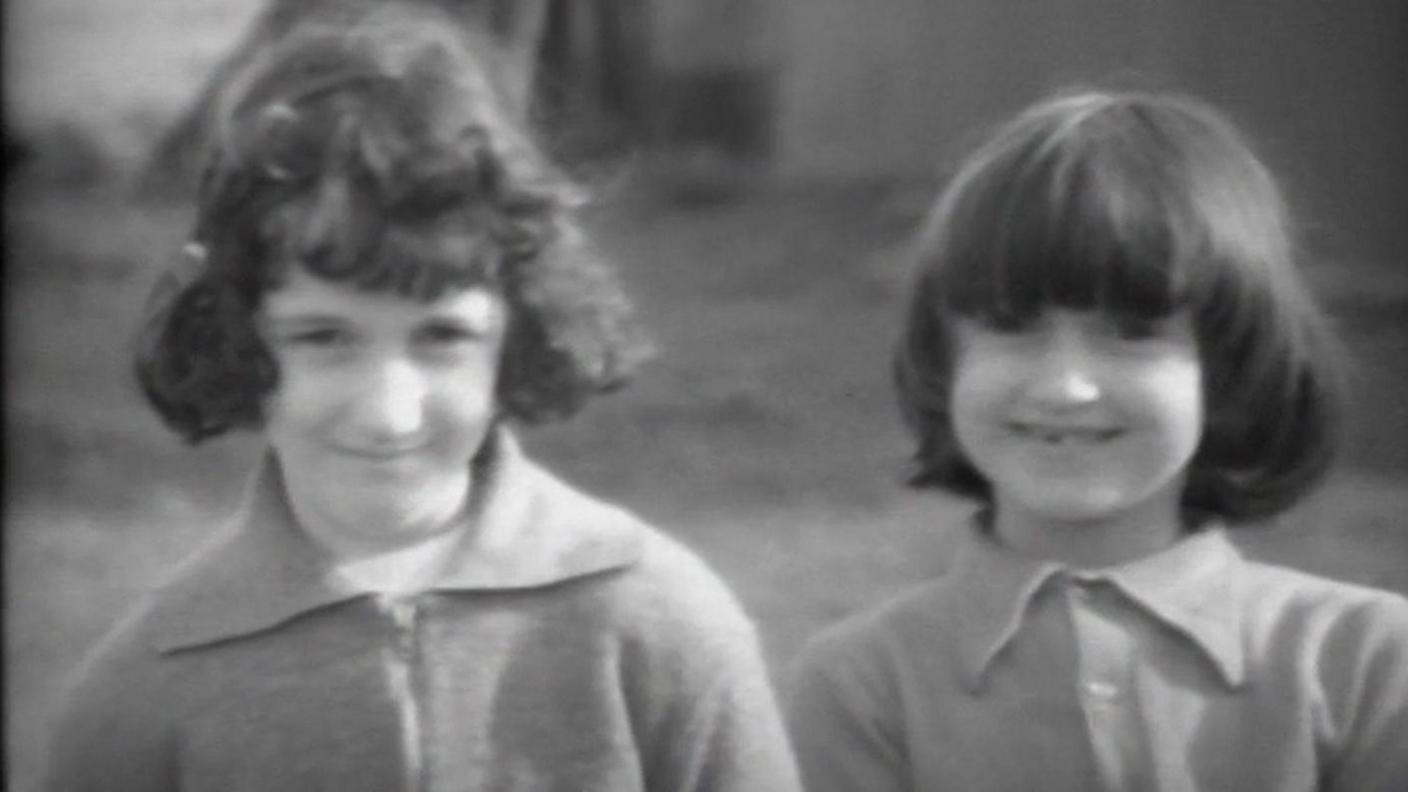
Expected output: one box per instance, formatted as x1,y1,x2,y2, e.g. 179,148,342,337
1083,680,1121,702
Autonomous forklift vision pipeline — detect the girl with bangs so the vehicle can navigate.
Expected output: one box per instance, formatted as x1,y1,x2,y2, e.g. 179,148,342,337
46,8,800,791
788,90,1408,791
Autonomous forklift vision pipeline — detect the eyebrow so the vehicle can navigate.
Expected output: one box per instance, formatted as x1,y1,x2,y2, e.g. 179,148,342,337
419,312,498,334
259,289,503,328
260,311,350,327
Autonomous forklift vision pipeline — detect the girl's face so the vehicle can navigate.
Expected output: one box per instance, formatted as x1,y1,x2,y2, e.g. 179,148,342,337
950,308,1204,562
258,267,506,557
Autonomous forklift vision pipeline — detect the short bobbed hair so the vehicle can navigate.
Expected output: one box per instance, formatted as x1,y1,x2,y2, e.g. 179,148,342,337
894,89,1343,523
136,7,651,443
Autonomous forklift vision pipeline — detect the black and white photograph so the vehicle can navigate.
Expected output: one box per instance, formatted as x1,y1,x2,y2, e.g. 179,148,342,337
7,1,1408,790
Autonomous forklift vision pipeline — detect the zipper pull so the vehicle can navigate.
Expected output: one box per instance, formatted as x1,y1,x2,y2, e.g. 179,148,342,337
381,596,419,658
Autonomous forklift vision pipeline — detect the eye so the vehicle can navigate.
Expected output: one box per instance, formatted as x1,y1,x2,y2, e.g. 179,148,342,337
415,320,482,347
970,306,1039,334
1105,314,1164,341
281,326,352,347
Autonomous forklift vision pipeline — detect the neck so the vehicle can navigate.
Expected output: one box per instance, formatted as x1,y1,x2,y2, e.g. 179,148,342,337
284,469,474,562
991,497,1186,569
334,529,464,596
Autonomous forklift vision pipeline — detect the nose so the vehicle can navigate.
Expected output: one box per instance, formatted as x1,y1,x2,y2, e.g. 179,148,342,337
345,357,427,443
1026,331,1101,407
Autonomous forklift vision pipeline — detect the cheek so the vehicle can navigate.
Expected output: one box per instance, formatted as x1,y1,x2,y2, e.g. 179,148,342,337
949,353,1012,418
1145,359,1205,448
947,355,1012,462
428,361,501,423
260,357,358,441
261,367,321,432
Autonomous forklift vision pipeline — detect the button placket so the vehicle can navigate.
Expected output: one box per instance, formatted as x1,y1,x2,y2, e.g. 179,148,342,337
1074,583,1121,707
1067,577,1148,790
1082,679,1121,703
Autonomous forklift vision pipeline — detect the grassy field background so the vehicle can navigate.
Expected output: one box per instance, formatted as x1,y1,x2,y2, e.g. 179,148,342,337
7,2,1408,790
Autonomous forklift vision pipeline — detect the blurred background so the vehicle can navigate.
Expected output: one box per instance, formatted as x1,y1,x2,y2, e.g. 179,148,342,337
6,1,1407,788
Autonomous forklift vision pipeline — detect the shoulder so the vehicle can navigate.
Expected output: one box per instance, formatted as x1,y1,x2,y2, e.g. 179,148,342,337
599,529,803,790
52,529,245,721
45,583,194,789
1232,560,1408,787
595,521,761,649
798,575,956,668
518,461,748,632
1235,557,1408,637
543,510,778,696
60,598,166,699
785,577,957,765
54,539,239,703
1234,558,1408,687
574,520,797,768
60,534,231,693
791,576,954,702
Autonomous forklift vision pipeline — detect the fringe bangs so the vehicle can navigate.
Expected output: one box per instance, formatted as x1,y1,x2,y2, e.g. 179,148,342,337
260,176,505,302
930,123,1195,323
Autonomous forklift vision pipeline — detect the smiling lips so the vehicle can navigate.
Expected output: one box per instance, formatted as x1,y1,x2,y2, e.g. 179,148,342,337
336,444,424,463
1008,422,1123,445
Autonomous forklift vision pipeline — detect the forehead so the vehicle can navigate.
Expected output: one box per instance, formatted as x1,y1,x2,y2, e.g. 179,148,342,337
261,267,504,328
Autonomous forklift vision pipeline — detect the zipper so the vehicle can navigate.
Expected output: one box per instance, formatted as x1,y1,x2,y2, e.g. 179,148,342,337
383,596,427,792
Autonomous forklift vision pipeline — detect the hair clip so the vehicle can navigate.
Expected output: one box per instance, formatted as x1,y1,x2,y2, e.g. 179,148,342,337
162,241,208,294
178,241,209,280
182,241,208,262
141,240,211,322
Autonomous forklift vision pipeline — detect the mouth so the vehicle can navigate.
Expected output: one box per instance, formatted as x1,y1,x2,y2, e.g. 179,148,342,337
1008,422,1123,446
335,445,423,462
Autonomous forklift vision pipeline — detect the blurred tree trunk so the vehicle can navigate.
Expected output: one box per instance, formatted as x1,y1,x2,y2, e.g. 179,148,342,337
533,0,655,162
137,0,549,196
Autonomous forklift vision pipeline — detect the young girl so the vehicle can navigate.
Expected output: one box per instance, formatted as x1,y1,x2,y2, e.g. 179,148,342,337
46,8,800,791
787,90,1408,791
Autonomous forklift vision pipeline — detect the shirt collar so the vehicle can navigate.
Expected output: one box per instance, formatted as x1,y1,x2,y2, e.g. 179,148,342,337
948,516,1246,693
149,429,644,653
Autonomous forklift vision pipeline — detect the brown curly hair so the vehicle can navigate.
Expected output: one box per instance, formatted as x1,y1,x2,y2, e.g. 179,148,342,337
136,6,652,443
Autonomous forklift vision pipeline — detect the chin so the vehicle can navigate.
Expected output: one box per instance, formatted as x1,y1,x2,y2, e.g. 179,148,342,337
1011,487,1134,526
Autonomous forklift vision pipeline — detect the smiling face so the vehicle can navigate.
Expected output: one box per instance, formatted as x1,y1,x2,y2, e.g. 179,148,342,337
950,308,1204,563
258,268,507,558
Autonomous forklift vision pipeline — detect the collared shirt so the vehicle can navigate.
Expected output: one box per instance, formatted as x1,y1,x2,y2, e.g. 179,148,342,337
334,528,464,596
788,516,1408,792
47,430,801,792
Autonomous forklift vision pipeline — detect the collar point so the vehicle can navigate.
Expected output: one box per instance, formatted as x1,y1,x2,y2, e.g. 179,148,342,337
1217,661,1247,691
